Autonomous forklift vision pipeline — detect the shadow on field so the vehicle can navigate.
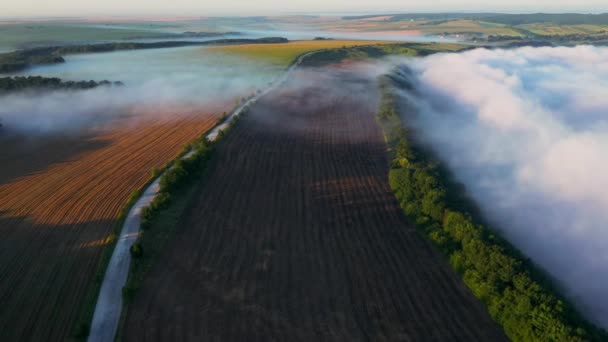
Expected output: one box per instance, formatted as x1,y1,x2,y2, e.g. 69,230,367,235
0,130,112,185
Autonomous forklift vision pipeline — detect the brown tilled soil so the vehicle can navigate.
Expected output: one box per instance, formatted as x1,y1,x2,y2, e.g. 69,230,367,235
0,113,219,342
123,66,506,341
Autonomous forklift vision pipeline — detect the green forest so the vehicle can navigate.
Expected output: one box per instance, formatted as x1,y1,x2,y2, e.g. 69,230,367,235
0,76,122,94
376,69,608,341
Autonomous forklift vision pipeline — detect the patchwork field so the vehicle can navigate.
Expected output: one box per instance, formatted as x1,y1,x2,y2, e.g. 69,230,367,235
0,112,220,341
122,65,506,341
519,23,608,35
0,23,166,51
415,19,522,36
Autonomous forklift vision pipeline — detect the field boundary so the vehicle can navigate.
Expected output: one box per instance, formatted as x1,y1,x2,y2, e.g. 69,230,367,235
70,143,196,341
85,48,321,342
86,43,462,342
0,37,289,74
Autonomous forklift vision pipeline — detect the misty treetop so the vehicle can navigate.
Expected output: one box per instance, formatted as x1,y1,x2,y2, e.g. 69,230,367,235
376,71,608,341
0,76,123,95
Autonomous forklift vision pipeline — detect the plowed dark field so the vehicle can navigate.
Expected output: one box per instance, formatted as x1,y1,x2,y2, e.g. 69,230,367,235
123,66,506,341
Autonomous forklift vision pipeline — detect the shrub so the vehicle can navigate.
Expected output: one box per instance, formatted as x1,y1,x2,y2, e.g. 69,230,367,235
130,243,143,258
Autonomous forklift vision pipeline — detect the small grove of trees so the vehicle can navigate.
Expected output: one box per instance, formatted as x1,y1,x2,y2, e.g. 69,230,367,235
129,243,143,258
140,136,213,231
0,76,122,94
124,136,214,303
0,47,66,73
376,73,608,341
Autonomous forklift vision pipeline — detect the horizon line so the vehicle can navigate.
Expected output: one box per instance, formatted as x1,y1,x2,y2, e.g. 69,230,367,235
1,11,608,21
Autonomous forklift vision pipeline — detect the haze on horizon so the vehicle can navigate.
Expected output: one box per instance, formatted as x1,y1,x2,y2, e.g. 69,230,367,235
2,0,608,18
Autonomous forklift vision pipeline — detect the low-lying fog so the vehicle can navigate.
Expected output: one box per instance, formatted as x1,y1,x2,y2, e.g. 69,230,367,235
224,27,456,43
1,47,283,132
398,45,608,327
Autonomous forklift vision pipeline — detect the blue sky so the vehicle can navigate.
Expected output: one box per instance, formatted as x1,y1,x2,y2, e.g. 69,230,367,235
3,0,608,17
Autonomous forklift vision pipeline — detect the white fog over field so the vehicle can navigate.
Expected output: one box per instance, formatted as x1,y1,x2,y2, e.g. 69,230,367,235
1,47,282,132
400,45,608,327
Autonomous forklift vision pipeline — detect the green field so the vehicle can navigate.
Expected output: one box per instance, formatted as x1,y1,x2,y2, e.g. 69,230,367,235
208,40,398,66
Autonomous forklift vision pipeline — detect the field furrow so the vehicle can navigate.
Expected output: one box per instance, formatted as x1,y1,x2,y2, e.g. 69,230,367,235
123,66,506,341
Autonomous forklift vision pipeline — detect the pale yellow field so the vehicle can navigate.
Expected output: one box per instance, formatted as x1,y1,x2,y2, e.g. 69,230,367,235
417,20,522,36
520,24,608,36
208,40,396,66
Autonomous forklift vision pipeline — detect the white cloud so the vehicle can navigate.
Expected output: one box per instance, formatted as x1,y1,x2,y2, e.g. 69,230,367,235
403,45,608,327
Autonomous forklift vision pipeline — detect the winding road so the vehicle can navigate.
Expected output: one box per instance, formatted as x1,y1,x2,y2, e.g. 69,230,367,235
87,50,317,342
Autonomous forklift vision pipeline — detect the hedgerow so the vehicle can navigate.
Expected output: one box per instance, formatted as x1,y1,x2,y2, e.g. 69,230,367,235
377,71,608,341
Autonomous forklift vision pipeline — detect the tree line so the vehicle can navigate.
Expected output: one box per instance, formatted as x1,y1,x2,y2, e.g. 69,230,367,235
0,37,289,74
122,107,249,302
376,68,608,341
0,76,122,94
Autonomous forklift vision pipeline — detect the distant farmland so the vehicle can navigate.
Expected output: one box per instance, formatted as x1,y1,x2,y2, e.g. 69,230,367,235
0,113,220,341
518,23,608,35
0,23,163,51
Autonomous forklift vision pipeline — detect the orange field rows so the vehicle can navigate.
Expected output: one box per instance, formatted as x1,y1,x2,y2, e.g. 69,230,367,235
0,113,220,341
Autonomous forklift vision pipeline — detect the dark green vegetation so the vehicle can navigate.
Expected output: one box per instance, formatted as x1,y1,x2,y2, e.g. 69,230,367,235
301,42,467,66
0,37,288,73
0,49,64,73
377,67,608,341
138,136,214,236
0,76,122,94
123,130,220,303
118,114,245,340
127,31,242,40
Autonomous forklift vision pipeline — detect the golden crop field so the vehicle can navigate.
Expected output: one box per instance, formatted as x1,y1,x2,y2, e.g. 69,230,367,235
417,20,523,36
0,113,220,341
208,40,397,66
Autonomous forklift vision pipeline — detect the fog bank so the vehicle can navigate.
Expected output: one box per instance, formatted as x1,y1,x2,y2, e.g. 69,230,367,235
1,46,281,133
398,45,608,327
